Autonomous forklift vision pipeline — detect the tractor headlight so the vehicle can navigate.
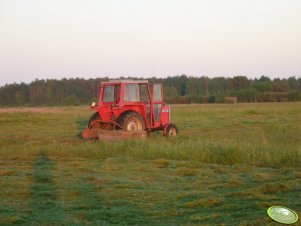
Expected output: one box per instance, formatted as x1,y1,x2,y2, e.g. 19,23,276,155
91,102,96,107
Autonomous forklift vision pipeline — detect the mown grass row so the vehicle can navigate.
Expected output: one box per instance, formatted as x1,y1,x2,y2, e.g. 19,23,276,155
1,138,300,169
0,150,300,225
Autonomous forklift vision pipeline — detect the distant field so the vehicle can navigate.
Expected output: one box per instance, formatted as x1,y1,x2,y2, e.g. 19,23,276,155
0,103,300,225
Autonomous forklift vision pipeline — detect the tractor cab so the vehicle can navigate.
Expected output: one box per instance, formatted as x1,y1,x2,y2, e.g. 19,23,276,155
82,80,178,139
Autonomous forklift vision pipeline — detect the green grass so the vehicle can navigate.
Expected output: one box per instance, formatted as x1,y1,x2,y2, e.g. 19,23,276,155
0,103,300,225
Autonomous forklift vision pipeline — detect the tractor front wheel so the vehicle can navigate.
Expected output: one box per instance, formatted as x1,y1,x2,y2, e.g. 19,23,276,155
121,112,145,131
163,124,178,137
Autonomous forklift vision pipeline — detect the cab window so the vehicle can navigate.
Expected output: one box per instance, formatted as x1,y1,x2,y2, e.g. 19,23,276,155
103,85,120,103
139,84,150,102
153,84,162,101
124,84,139,101
103,85,114,102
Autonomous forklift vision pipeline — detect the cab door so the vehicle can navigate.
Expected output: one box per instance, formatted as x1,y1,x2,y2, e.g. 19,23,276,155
100,84,120,121
138,84,151,126
152,83,163,125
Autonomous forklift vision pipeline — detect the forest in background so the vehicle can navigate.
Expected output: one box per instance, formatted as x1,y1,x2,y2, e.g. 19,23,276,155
0,75,301,106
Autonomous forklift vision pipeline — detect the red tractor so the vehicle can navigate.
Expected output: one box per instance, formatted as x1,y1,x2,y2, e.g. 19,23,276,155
82,80,178,140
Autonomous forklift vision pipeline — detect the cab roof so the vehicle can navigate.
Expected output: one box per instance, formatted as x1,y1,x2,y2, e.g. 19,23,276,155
102,80,149,85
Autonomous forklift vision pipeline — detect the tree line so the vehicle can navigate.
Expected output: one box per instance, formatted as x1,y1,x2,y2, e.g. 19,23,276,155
0,75,300,106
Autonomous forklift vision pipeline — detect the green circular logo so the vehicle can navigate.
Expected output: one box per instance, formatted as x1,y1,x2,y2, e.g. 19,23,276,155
267,206,298,224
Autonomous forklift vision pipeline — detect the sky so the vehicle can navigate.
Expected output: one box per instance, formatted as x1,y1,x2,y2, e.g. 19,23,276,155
0,0,301,86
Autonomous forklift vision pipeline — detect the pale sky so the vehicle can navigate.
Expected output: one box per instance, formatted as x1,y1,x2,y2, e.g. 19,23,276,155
0,0,301,86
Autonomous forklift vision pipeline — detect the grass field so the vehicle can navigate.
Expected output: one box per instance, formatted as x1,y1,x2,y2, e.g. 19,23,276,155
0,103,300,225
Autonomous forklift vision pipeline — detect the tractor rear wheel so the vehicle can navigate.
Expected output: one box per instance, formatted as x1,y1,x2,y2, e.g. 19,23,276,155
121,112,145,131
164,124,178,137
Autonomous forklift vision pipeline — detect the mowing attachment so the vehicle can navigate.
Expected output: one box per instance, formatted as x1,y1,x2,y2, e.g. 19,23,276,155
97,129,147,141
